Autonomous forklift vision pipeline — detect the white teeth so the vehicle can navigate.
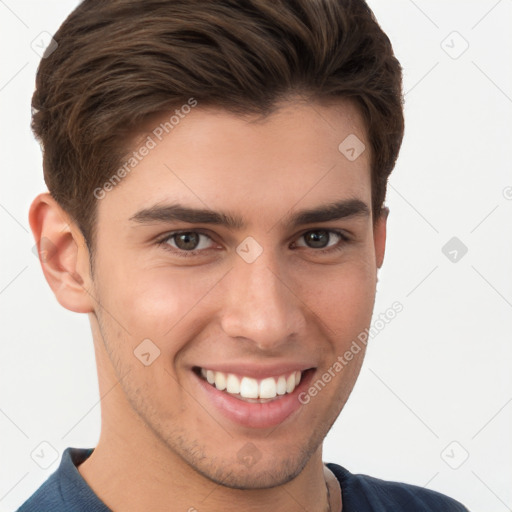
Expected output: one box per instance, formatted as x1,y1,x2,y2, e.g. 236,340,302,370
259,377,277,399
286,374,295,393
276,375,287,395
226,374,240,394
240,377,259,398
215,372,226,391
199,368,305,399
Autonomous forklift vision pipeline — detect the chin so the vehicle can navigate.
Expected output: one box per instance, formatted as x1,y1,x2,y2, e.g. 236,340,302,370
166,431,319,490
194,454,309,490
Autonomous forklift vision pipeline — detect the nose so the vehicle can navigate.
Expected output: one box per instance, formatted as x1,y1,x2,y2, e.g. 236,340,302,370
219,251,307,351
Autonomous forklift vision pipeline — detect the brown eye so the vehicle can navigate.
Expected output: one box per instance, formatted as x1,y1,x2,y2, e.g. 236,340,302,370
159,231,216,254
294,229,351,254
303,230,330,248
173,232,200,250
295,230,347,251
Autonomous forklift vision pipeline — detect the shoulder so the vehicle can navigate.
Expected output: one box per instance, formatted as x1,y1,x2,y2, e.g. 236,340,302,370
326,463,469,511
16,470,64,512
16,447,109,512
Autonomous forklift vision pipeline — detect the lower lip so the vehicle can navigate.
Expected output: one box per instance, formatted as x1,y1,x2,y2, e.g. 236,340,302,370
194,370,315,429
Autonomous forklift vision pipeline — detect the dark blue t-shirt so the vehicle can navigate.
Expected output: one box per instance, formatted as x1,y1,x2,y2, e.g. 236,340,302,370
16,447,469,511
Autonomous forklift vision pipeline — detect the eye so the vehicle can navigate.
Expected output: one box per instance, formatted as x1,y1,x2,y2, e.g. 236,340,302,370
157,231,216,256
156,228,351,258
293,229,350,253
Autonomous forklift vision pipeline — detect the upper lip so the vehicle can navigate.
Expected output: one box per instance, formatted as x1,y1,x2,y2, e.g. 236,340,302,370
193,362,316,379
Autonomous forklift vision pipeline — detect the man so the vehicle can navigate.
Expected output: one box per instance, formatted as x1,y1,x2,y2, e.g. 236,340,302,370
20,0,469,510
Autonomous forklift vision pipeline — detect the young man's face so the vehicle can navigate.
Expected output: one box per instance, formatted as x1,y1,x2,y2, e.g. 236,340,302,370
83,99,386,488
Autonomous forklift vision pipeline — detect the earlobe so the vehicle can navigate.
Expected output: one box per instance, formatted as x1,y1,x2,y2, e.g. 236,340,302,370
29,193,94,313
374,206,388,270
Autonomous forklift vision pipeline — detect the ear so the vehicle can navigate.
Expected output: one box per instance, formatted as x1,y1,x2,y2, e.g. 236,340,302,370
29,192,95,313
373,206,388,270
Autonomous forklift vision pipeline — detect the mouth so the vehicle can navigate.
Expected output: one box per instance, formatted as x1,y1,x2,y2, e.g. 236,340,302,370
191,365,316,429
193,366,309,403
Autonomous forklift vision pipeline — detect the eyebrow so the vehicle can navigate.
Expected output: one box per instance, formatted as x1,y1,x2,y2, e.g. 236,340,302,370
129,198,370,230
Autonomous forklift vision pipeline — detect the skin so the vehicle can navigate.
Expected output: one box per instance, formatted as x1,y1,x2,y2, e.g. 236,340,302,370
30,98,387,512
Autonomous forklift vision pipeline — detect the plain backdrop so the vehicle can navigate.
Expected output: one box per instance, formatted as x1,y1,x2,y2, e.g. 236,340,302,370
1,1,511,511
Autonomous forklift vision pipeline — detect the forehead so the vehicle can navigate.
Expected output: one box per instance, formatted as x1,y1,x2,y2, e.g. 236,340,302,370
96,99,372,229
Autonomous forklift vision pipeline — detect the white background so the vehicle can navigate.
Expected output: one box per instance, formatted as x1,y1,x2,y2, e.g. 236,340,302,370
1,1,511,511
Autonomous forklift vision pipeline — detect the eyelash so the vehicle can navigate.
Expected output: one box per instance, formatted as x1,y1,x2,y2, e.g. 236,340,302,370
155,229,351,258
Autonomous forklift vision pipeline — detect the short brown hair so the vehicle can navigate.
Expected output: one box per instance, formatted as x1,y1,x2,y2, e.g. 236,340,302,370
32,0,404,249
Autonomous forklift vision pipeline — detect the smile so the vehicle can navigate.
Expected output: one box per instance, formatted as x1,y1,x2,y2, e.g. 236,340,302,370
192,365,316,428
198,368,302,402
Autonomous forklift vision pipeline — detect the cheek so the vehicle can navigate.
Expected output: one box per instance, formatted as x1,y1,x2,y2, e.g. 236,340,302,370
97,261,221,341
298,257,377,334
